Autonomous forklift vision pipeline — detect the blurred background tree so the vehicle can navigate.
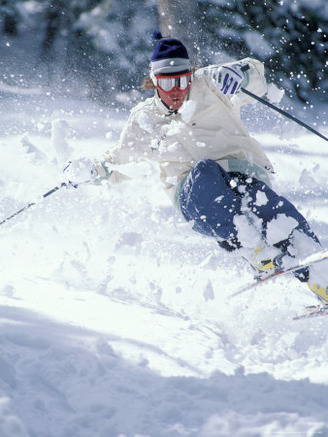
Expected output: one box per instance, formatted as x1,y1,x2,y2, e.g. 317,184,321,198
0,0,326,107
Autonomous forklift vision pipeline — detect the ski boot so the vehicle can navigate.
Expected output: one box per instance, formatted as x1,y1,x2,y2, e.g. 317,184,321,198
307,262,328,306
251,244,309,282
251,245,283,279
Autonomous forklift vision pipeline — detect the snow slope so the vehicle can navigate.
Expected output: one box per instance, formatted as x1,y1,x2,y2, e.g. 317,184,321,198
0,93,328,437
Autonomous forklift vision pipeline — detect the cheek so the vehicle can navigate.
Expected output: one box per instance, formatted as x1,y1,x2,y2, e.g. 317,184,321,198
180,89,189,100
157,90,170,106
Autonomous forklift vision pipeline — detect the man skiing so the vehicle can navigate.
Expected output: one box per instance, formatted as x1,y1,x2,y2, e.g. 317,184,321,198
64,32,328,306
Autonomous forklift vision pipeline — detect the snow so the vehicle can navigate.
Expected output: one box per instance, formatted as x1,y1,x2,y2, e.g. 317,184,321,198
1,91,328,437
266,83,284,104
180,100,197,124
266,214,299,246
243,31,274,58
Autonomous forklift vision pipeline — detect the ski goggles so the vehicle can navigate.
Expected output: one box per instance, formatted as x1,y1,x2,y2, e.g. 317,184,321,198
154,72,193,93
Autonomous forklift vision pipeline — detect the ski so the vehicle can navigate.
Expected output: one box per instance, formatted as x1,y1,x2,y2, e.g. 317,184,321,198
231,249,328,298
293,305,328,320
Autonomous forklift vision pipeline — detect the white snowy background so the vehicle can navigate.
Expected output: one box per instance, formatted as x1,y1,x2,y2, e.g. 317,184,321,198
1,10,328,437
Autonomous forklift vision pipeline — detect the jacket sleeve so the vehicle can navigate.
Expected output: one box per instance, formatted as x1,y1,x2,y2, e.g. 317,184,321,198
96,100,156,183
232,57,267,105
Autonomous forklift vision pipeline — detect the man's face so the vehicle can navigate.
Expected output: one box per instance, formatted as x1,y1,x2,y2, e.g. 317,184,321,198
154,72,192,111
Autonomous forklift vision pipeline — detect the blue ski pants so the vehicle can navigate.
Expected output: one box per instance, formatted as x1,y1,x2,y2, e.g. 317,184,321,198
178,159,318,251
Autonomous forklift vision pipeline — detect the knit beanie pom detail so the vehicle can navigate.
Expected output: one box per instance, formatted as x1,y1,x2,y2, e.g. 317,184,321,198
151,30,163,41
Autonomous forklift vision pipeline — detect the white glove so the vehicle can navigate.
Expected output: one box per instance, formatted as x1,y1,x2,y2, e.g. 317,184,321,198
63,158,98,188
215,62,249,95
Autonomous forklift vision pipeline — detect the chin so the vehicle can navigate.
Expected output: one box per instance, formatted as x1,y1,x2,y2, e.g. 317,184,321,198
170,101,183,111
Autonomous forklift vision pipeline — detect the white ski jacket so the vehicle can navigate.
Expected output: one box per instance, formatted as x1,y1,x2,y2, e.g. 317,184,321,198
98,57,274,203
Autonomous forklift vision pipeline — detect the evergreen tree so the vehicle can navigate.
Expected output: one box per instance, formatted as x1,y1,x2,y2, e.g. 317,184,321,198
199,0,328,102
0,0,19,36
1,0,327,105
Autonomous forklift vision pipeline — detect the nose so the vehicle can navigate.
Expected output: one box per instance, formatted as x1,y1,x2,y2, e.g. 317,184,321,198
170,87,185,96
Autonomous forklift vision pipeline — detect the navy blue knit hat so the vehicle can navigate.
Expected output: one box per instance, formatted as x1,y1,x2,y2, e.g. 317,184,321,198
150,31,191,75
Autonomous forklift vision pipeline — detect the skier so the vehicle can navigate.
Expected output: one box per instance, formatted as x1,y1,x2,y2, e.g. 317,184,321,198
64,32,328,306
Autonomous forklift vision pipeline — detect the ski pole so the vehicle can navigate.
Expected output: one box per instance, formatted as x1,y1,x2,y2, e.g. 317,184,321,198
0,182,67,227
241,87,328,143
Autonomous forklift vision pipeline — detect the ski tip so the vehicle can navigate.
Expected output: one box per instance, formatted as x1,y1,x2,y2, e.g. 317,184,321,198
293,305,328,320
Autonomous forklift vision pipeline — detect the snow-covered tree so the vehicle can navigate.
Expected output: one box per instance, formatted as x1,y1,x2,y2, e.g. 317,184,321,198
0,0,20,35
199,0,328,103
0,0,327,105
